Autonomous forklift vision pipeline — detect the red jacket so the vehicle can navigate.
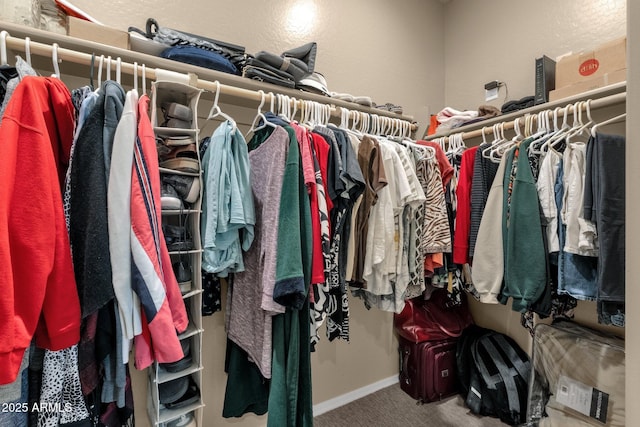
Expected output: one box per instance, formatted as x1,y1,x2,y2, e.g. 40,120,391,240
453,146,479,264
0,76,81,384
132,95,188,369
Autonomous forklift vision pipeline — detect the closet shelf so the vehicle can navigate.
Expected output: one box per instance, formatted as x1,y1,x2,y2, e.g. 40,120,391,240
181,288,204,300
146,390,205,426
178,324,203,340
154,127,199,137
426,81,626,140
161,208,201,216
0,20,416,126
159,167,201,177
155,364,204,385
167,249,204,256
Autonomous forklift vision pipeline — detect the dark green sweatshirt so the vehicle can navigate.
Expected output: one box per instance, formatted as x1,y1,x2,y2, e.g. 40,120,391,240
501,138,547,312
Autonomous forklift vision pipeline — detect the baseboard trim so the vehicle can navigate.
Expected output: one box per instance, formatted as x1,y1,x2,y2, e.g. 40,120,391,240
313,375,399,417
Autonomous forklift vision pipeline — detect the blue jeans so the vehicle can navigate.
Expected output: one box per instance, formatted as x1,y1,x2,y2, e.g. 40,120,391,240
555,159,598,300
0,368,28,427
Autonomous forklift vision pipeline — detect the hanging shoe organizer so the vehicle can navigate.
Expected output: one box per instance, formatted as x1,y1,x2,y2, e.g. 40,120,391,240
148,79,205,427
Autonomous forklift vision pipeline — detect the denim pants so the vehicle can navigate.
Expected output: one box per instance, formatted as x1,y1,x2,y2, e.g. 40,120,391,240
555,159,598,300
0,367,28,427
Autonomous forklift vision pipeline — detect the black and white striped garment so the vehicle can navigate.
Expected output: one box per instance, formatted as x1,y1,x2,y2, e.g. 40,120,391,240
468,143,500,258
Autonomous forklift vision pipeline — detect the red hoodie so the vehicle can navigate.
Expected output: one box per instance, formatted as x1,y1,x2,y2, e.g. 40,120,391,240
0,76,81,384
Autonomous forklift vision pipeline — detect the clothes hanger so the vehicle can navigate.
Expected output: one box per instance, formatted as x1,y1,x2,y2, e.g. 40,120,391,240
51,43,61,78
276,94,289,121
408,124,435,159
95,54,104,91
245,90,277,139
563,101,584,141
206,80,237,133
548,101,586,147
487,121,515,161
590,111,626,137
339,107,349,129
141,63,147,95
299,99,311,128
370,114,379,136
404,120,413,140
481,123,500,159
566,100,594,142
290,97,298,122
0,31,8,66
396,119,433,159
105,55,112,81
481,126,488,145
390,117,399,138
324,104,332,127
24,36,31,66
527,110,553,155
345,109,364,138
483,122,508,161
115,57,121,84
540,104,572,153
133,61,138,93
454,132,467,154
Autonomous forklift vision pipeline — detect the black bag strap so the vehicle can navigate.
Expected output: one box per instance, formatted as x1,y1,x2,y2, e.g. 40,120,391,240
493,334,530,380
472,334,521,416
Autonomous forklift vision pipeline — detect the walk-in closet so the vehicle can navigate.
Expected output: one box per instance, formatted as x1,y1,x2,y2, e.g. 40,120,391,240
0,0,636,426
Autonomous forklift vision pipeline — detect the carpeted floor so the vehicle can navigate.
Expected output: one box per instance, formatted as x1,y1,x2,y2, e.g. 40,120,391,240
314,384,506,427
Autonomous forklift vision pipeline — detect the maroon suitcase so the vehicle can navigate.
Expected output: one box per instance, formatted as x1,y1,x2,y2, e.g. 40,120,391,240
398,336,458,403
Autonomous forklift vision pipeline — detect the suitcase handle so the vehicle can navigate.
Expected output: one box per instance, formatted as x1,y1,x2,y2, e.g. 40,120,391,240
400,348,411,385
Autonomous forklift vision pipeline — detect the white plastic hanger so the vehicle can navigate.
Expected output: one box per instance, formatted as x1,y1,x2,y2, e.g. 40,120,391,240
106,56,111,81
206,81,237,133
544,102,582,149
485,122,513,162
0,31,8,66
141,63,147,95
291,97,298,121
591,111,626,137
324,104,332,126
96,55,104,90
481,126,488,145
133,61,138,93
345,110,364,138
276,94,289,121
245,90,277,139
527,110,554,156
453,132,467,154
482,122,506,161
339,107,349,129
24,36,31,66
51,43,61,78
115,57,121,84
540,104,572,153
395,118,433,159
370,114,379,136
566,100,594,142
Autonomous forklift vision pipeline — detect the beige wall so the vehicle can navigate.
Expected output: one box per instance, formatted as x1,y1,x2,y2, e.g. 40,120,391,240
71,0,445,136
443,0,626,110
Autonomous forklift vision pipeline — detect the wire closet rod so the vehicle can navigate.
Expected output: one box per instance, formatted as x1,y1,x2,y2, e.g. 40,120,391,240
1,31,417,131
430,91,626,142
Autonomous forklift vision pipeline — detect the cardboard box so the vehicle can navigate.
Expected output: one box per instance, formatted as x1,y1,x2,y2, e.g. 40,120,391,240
555,37,626,89
549,68,626,101
67,16,129,50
